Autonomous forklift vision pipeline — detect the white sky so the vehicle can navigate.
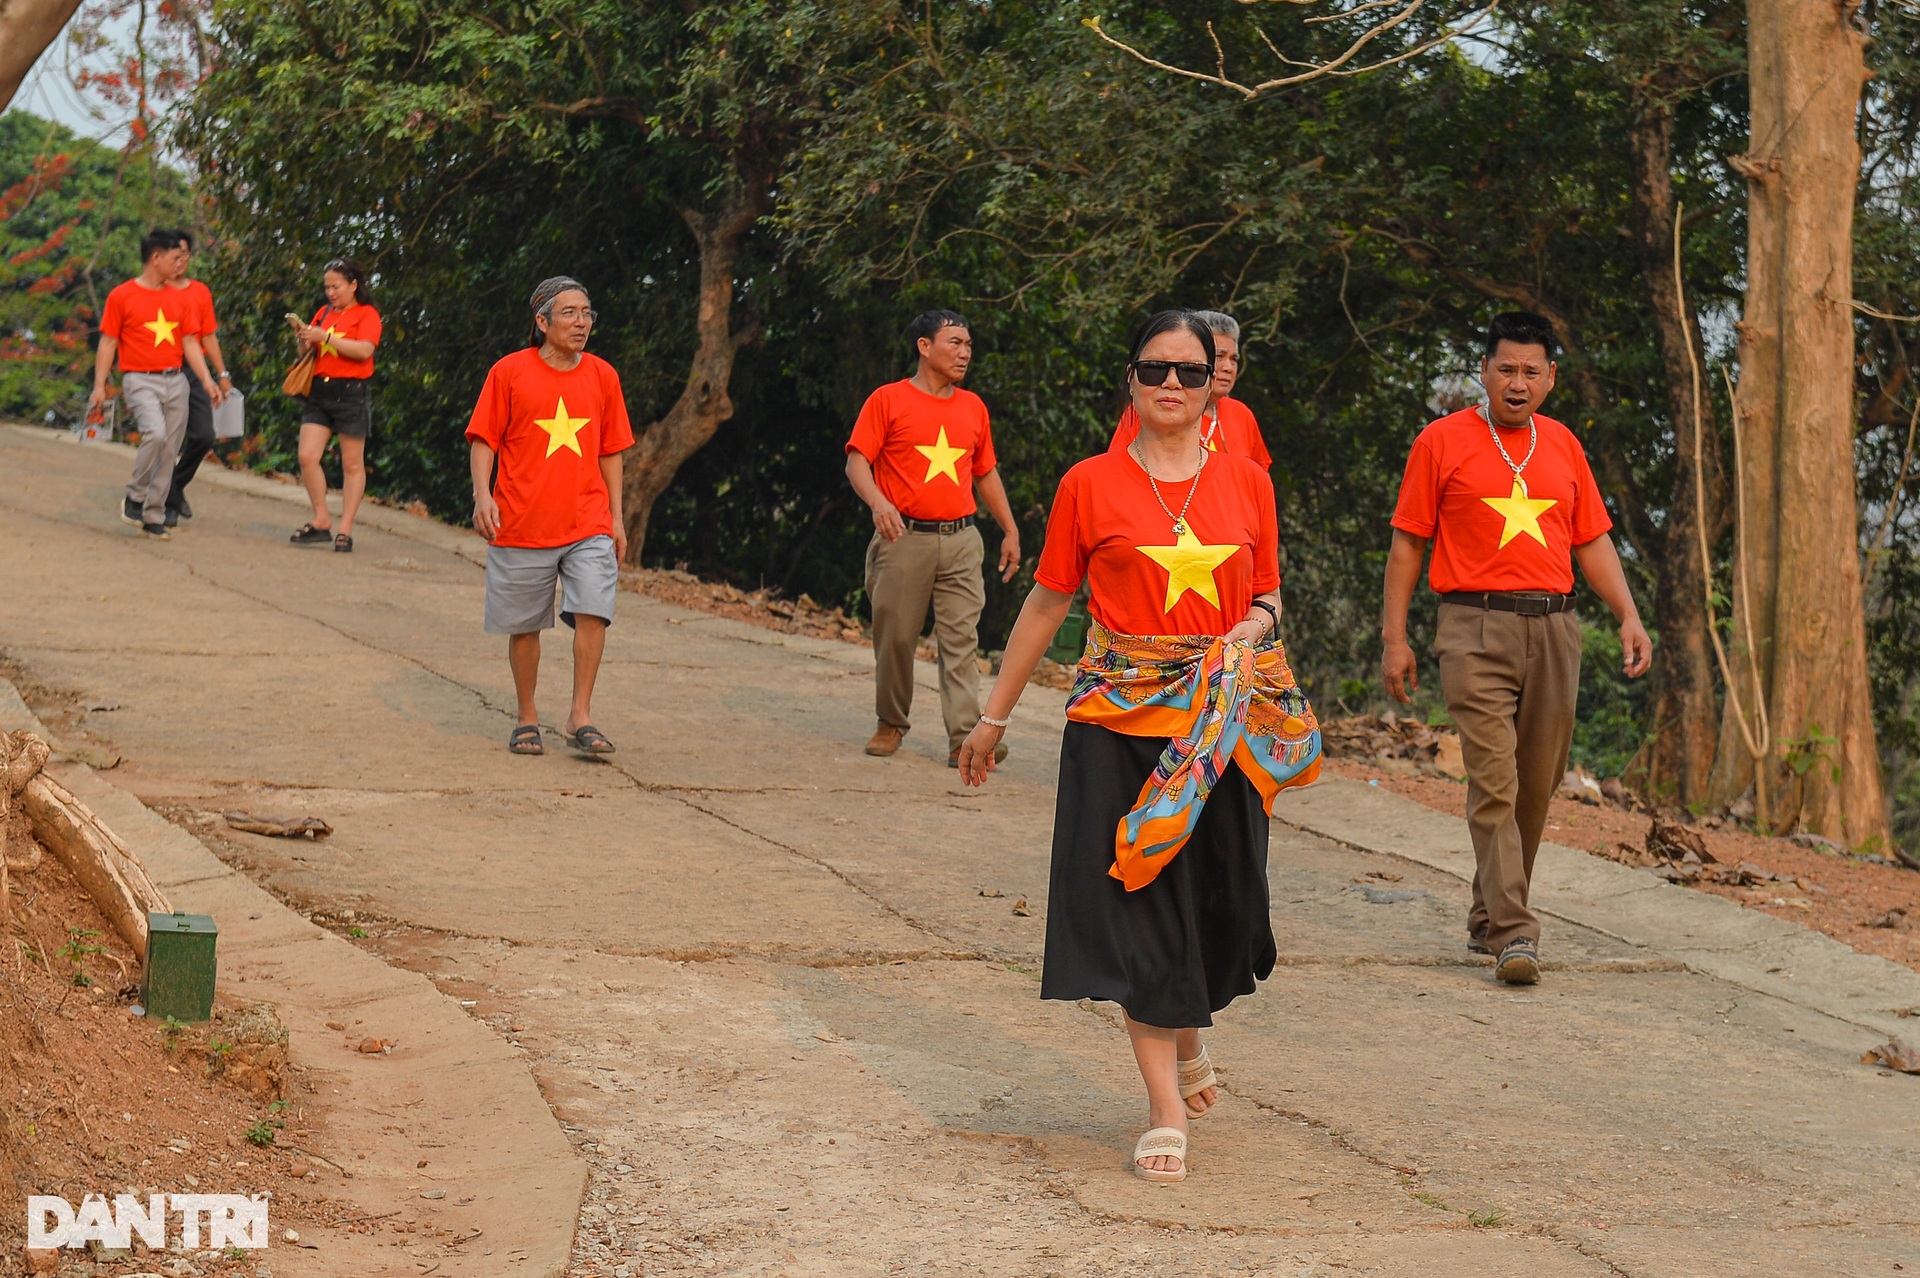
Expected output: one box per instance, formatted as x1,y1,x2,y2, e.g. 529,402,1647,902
6,4,148,144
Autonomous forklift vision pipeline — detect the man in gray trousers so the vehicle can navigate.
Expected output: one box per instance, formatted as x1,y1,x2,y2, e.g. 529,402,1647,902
89,228,223,540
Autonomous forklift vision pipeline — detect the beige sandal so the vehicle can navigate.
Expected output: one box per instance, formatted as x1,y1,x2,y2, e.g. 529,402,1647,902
1178,1046,1218,1119
1132,1126,1188,1183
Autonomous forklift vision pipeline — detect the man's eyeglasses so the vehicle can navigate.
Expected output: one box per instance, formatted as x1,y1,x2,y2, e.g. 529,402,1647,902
551,306,598,324
1131,360,1213,390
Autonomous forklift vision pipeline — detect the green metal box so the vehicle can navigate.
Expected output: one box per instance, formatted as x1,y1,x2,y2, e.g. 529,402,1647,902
143,911,218,1022
1045,607,1090,665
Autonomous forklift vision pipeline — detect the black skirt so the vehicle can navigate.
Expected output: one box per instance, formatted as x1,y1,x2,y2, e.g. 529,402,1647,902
1040,720,1276,1028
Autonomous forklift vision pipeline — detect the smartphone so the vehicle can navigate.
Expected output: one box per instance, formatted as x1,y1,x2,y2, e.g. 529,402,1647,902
283,312,303,326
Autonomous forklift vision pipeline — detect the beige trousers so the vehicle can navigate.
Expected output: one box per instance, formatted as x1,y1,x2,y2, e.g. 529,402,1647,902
1434,603,1581,953
866,524,986,752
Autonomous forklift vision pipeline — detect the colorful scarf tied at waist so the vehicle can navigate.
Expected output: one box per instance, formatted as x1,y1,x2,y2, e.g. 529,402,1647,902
1066,619,1323,891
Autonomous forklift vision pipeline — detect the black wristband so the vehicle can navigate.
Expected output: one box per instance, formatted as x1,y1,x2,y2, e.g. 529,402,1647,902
1250,599,1279,633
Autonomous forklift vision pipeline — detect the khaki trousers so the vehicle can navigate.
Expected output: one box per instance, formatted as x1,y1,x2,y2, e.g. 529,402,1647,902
866,524,986,752
122,371,190,525
1434,603,1581,953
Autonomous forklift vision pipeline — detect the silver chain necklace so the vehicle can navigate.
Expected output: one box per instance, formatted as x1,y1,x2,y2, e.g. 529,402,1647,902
1479,402,1538,477
1132,438,1208,535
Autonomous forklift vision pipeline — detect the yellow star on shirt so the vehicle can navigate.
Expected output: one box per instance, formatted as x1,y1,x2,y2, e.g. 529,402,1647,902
913,426,967,485
319,326,341,358
1481,476,1558,549
143,308,179,347
535,397,590,458
1136,527,1239,613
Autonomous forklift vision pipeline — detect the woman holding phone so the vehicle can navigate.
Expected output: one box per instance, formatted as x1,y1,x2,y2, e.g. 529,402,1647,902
287,258,381,552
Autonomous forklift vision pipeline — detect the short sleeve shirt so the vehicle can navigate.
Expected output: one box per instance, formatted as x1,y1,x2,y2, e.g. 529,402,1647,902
1107,396,1272,468
464,348,636,548
845,380,996,521
100,279,186,372
1036,450,1280,636
1390,407,1613,594
312,303,382,380
173,279,218,337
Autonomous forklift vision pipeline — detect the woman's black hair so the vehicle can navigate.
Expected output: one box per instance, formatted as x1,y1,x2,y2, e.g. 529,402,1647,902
323,257,374,307
1126,310,1216,383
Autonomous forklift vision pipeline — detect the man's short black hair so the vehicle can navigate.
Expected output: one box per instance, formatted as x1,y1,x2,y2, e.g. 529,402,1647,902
908,309,968,360
139,228,181,263
1484,311,1557,361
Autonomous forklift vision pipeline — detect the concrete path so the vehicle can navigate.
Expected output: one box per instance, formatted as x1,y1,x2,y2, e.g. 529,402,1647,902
3,425,1917,1277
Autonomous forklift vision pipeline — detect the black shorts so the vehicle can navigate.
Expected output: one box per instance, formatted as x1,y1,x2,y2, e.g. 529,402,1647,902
300,376,373,438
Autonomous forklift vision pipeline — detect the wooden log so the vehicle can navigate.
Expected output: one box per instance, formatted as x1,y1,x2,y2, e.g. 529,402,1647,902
19,772,171,960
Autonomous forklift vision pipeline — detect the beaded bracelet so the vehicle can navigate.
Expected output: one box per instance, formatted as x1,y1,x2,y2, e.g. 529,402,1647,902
979,712,1012,728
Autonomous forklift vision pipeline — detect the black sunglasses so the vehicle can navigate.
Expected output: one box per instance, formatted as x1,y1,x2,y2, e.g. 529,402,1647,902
1130,360,1214,390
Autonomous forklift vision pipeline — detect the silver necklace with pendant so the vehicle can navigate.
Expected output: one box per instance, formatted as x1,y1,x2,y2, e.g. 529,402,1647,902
1134,438,1208,535
1478,402,1538,479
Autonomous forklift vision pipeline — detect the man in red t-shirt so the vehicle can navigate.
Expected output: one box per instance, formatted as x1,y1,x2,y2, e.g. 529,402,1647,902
90,228,224,540
846,310,1021,764
1106,311,1272,468
1381,312,1651,984
162,229,232,527
466,276,634,757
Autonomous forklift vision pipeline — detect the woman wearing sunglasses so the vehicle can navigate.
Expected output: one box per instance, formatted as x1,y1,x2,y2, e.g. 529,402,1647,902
956,310,1322,1184
288,257,382,553
1106,310,1273,469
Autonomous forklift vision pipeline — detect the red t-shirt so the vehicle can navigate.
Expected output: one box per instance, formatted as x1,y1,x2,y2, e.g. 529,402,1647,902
1107,396,1272,468
464,348,636,548
1390,407,1613,594
312,304,382,380
172,279,218,336
100,279,187,372
845,379,996,521
1036,450,1280,636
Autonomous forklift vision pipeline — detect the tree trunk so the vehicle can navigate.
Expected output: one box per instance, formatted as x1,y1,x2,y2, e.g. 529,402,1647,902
1715,0,1888,846
620,182,767,562
0,0,84,112
1624,96,1725,808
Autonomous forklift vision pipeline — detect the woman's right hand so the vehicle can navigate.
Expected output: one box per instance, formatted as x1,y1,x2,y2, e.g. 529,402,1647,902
956,721,1005,787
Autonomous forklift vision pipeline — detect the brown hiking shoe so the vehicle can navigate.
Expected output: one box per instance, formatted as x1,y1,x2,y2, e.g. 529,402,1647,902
864,722,906,757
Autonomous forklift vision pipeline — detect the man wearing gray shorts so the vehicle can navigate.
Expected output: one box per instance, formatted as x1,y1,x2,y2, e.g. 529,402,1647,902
466,276,635,756
88,229,224,540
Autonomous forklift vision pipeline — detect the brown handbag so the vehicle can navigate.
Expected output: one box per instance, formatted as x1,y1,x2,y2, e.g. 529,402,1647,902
280,304,331,398
281,347,317,398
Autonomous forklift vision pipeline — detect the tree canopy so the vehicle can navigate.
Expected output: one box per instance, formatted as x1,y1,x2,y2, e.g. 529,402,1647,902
6,0,1920,849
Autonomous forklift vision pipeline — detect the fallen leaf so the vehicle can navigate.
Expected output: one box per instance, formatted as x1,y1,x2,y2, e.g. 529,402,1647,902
357,1037,393,1054
1011,896,1032,917
978,888,1005,898
1865,909,1907,929
1361,870,1404,883
1861,1038,1920,1073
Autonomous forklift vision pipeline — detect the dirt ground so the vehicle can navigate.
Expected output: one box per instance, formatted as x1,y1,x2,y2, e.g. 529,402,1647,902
0,843,352,1274
1323,758,1920,973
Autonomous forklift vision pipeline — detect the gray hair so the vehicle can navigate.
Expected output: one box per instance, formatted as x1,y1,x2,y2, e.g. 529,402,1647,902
529,275,589,346
1190,310,1240,343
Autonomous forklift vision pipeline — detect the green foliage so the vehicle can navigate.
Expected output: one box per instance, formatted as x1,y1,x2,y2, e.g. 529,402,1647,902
1575,620,1654,780
0,112,195,423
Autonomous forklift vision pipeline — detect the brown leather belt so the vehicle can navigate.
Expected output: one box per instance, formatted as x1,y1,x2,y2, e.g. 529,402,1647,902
1438,591,1576,616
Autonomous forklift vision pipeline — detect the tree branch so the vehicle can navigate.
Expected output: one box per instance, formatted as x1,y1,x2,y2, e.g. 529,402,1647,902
1084,1,1498,99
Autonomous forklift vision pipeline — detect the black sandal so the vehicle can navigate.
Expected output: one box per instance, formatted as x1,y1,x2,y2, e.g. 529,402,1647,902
290,523,332,545
508,725,544,755
334,533,354,553
566,725,615,754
